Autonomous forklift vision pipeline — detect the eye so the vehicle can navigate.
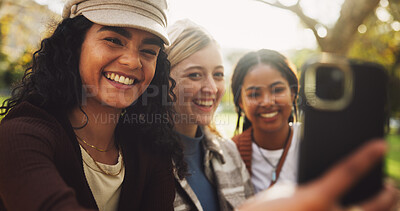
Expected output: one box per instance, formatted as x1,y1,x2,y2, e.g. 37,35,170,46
188,72,201,79
141,49,157,56
214,72,224,78
247,91,260,98
272,87,286,94
104,37,123,46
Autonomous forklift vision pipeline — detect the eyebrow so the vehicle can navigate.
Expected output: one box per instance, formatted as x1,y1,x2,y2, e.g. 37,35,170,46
97,26,163,47
98,26,131,39
143,37,163,48
183,65,224,73
245,81,285,91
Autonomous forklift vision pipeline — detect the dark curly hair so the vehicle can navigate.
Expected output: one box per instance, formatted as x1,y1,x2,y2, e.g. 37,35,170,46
0,15,186,179
231,49,299,134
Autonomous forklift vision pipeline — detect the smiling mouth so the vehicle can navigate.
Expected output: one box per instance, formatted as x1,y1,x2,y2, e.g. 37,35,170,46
193,100,214,107
104,72,136,86
260,111,278,118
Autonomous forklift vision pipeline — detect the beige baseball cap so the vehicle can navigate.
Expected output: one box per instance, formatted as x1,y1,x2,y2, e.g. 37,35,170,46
62,0,170,45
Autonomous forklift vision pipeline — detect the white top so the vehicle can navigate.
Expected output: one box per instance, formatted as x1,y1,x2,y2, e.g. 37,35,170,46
80,145,125,211
251,123,301,193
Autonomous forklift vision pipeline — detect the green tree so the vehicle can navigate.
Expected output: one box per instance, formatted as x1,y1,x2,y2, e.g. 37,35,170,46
348,1,400,116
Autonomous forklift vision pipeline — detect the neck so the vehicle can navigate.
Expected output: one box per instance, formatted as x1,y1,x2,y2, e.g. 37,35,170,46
174,122,198,138
253,124,292,150
69,101,122,150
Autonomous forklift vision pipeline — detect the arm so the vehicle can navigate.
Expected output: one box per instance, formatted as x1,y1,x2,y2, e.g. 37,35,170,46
140,152,175,211
0,119,95,211
236,140,397,211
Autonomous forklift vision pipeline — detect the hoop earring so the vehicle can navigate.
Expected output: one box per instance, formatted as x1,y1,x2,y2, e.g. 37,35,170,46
73,107,88,130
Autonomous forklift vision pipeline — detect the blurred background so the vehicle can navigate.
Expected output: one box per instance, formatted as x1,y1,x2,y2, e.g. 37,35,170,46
0,0,399,188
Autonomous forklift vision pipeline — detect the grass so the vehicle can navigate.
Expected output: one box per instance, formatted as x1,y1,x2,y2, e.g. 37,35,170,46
386,133,400,187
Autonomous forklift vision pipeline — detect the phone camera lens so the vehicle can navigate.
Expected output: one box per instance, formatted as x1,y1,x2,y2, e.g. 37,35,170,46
315,66,345,100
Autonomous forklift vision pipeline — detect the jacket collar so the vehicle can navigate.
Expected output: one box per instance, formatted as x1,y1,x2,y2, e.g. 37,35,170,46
201,126,226,164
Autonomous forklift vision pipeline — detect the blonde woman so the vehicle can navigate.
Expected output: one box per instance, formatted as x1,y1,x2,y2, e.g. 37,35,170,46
165,19,254,211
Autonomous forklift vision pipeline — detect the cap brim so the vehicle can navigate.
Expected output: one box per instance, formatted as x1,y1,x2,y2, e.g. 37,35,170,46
82,9,170,45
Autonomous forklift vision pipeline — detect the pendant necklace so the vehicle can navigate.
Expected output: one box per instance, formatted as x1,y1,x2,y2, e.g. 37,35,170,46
251,126,292,188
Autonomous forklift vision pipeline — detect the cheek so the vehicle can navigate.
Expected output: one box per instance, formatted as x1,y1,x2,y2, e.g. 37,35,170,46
241,98,257,115
276,93,293,106
145,69,156,83
179,81,201,98
216,82,225,100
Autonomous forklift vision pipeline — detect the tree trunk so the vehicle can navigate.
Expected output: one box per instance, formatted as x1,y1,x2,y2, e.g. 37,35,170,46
321,0,380,55
255,0,381,55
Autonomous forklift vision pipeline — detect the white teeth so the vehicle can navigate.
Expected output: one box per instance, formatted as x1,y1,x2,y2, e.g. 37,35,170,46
195,100,214,106
260,111,278,118
119,76,125,83
105,73,135,85
124,77,130,85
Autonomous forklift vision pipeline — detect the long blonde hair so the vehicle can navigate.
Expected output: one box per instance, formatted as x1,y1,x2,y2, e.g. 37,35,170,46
166,19,221,137
166,19,215,68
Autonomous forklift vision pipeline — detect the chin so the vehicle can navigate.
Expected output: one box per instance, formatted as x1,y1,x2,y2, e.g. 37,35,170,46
195,116,213,126
102,100,133,110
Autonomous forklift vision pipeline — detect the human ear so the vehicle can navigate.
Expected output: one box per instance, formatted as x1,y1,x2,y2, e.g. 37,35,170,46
290,88,296,103
238,93,244,111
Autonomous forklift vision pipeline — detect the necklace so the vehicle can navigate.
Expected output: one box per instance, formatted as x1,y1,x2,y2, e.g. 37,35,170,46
251,126,292,188
76,135,113,152
79,142,123,176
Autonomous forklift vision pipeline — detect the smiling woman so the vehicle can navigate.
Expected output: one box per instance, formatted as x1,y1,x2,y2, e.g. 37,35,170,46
0,0,184,210
166,19,254,211
231,49,300,193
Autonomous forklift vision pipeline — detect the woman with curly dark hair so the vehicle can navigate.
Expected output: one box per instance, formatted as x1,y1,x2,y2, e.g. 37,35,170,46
0,0,185,210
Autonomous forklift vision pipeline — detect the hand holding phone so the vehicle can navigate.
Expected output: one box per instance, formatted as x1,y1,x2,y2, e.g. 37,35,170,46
297,54,388,205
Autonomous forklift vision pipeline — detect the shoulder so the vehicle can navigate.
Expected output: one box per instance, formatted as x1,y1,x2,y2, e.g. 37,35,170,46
0,102,64,148
203,127,243,163
203,126,236,149
291,122,302,143
232,127,252,146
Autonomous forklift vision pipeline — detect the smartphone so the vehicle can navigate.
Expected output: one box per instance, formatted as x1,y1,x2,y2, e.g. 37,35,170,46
297,53,388,205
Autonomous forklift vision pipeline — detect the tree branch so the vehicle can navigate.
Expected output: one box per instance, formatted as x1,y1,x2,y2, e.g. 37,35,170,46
253,0,326,49
326,0,380,54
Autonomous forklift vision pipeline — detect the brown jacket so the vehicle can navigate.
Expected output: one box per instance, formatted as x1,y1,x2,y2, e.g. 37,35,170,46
0,102,175,211
232,127,253,175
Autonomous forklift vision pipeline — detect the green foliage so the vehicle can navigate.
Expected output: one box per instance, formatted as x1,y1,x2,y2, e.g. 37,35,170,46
386,132,400,187
0,14,32,89
348,3,400,116
1,50,32,87
289,48,318,73
0,95,8,121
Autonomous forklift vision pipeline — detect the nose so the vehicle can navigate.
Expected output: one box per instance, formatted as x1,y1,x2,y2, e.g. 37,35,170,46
118,50,142,70
260,93,274,106
201,76,218,95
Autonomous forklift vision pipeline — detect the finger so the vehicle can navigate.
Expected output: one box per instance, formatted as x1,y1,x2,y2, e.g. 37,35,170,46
312,140,387,203
360,184,398,211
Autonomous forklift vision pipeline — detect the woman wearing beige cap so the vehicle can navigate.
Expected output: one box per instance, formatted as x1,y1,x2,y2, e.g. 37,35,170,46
0,0,184,210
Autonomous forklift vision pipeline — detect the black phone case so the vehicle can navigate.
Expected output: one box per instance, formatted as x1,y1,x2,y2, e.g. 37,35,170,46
298,59,388,205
